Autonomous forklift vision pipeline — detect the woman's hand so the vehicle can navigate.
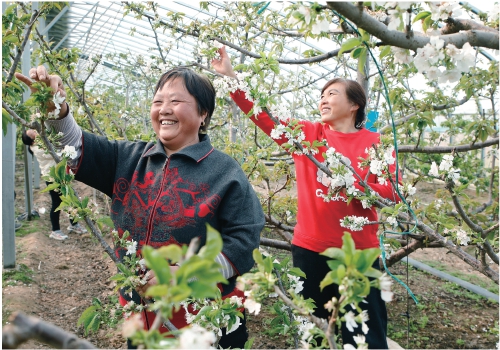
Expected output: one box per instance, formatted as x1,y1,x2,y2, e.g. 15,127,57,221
14,66,68,118
211,46,237,78
136,266,179,298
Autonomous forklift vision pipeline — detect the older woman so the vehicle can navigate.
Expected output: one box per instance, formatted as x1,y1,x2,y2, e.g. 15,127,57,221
15,66,265,348
212,46,400,349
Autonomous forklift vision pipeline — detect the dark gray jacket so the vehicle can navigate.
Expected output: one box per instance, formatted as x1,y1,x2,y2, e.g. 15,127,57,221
74,131,264,295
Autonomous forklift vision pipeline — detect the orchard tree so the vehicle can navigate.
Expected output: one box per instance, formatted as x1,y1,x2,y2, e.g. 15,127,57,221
2,1,498,349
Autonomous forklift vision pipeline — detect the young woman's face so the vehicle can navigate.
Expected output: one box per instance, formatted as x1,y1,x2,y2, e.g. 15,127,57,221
150,78,206,155
319,82,359,127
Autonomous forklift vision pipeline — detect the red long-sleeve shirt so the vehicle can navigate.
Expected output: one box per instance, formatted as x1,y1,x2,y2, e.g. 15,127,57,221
231,90,400,252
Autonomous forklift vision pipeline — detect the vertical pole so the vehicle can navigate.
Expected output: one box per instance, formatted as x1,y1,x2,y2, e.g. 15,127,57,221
2,124,17,268
22,28,34,220
2,0,16,269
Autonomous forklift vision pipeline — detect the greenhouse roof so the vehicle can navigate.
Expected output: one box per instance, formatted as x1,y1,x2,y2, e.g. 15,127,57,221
37,1,348,90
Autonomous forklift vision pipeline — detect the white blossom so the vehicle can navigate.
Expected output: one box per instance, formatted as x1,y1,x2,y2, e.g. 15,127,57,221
439,154,454,171
344,311,358,332
121,313,143,339
353,334,369,349
297,5,312,25
62,145,77,159
38,207,46,214
379,273,393,302
126,240,137,255
229,295,243,307
311,18,330,35
226,316,242,335
244,298,261,315
340,216,370,231
387,216,398,227
406,184,417,196
447,168,461,182
288,274,304,294
179,325,216,349
429,162,439,177
270,124,286,139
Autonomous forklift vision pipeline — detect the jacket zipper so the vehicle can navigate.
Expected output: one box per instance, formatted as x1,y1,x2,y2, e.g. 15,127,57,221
144,157,170,247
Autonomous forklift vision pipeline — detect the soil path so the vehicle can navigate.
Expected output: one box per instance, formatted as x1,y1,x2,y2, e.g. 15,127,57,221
3,163,498,349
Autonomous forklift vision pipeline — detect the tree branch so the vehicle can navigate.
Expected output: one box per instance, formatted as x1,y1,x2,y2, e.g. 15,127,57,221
326,2,499,50
442,17,499,35
397,137,499,153
6,9,41,83
2,311,95,349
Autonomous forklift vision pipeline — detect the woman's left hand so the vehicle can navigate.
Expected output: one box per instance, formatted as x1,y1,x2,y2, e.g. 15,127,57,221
136,266,179,297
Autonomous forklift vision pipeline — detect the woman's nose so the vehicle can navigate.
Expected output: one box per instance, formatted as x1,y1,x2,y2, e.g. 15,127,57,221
159,102,172,114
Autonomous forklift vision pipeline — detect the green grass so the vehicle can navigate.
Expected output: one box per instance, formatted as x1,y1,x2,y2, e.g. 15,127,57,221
2,263,34,287
15,217,45,237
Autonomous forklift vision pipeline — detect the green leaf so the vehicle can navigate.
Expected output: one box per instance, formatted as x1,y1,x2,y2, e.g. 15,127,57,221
363,267,382,279
263,255,274,273
156,244,183,264
320,271,336,291
253,249,264,266
359,248,381,272
41,182,60,193
338,38,362,56
320,247,345,263
55,161,67,182
351,46,365,59
142,246,172,285
145,284,169,298
81,196,89,209
3,34,18,44
198,224,222,260
2,108,13,135
77,305,101,335
326,259,343,272
287,267,306,278
341,233,356,261
379,45,391,59
413,11,431,23
357,47,368,73
96,216,114,228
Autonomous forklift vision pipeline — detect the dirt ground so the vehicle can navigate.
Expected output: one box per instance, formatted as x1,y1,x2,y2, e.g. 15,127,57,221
2,161,499,349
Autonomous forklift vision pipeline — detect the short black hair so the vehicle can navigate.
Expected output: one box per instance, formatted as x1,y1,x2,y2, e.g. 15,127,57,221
154,67,216,134
21,130,34,146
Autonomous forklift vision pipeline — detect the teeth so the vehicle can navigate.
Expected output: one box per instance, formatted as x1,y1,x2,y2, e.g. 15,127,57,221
161,120,177,125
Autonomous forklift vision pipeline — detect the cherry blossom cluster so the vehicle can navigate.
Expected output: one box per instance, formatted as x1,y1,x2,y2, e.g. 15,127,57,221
315,147,362,202
60,145,77,160
295,316,316,346
47,91,65,117
178,325,217,349
443,227,471,246
181,296,244,337
287,4,335,35
429,154,461,182
414,37,476,83
339,215,370,231
359,143,396,186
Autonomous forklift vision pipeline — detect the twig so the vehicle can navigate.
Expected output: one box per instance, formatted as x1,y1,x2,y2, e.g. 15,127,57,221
2,311,95,349
6,9,41,83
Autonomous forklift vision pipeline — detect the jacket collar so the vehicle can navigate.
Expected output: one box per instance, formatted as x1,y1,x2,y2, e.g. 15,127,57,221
143,134,214,163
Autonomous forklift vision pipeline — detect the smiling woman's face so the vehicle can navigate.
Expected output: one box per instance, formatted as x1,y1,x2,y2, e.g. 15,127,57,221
150,78,206,156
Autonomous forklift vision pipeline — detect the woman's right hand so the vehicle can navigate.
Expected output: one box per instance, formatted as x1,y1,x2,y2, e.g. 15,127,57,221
211,46,237,78
14,66,68,118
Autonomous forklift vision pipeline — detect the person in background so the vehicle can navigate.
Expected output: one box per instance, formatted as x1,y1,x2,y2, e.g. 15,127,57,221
212,46,400,349
21,129,87,240
15,65,265,349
